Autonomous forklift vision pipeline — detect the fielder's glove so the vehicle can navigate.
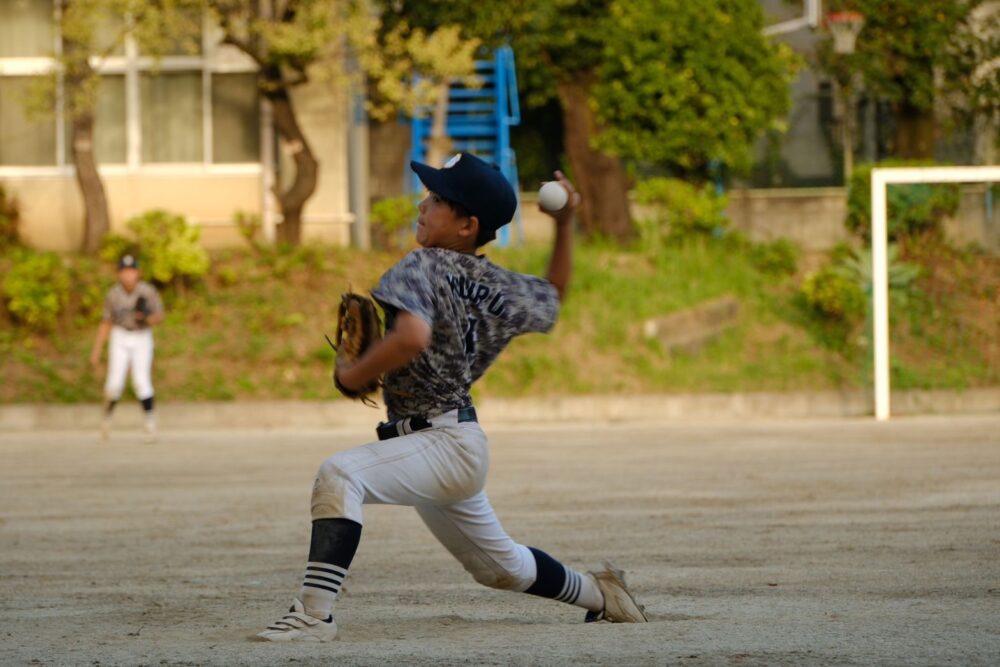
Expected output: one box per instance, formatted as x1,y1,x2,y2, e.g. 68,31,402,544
134,295,150,327
327,292,383,406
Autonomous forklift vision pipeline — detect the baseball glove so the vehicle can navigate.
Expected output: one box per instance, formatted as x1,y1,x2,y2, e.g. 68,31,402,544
327,292,383,406
134,295,150,327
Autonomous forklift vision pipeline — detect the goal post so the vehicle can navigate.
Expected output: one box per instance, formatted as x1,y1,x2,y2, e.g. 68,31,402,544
870,166,1000,421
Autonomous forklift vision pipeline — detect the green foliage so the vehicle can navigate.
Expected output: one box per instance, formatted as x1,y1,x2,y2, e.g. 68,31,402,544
635,178,728,243
847,161,961,241
369,195,417,250
2,249,71,332
593,0,799,175
747,238,799,277
68,256,112,325
798,243,921,352
833,244,922,300
101,209,210,285
233,210,262,251
800,267,866,323
825,1,997,122
0,182,21,251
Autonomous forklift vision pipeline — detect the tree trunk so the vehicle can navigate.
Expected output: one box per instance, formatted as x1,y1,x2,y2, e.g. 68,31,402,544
264,67,319,245
555,78,632,241
73,110,112,254
369,119,411,199
893,102,935,159
425,84,453,169
62,23,110,255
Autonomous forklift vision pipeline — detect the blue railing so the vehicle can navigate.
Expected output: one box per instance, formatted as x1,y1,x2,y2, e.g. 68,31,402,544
409,46,523,245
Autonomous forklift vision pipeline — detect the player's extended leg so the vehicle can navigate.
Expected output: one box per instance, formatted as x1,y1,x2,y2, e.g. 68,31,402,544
101,328,129,441
259,421,491,642
415,492,647,623
129,330,156,442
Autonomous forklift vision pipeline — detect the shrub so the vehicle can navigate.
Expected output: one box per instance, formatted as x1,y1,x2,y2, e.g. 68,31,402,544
846,160,961,241
634,178,728,245
833,244,921,299
370,195,417,250
234,210,262,251
101,209,210,285
0,182,20,251
2,249,70,331
800,266,866,322
748,238,799,276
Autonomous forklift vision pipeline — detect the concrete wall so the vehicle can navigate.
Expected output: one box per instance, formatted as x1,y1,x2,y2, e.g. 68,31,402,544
521,186,999,254
2,171,264,251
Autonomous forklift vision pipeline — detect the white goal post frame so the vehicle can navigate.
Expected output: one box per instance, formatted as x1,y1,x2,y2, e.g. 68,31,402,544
762,0,822,36
870,166,1000,421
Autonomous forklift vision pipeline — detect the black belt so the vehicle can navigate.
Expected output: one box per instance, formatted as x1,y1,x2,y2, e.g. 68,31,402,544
376,406,477,441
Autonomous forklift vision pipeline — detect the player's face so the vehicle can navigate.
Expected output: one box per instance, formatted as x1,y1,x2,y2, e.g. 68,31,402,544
416,191,477,251
118,267,140,291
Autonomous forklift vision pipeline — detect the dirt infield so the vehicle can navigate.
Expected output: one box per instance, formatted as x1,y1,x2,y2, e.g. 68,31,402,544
2,416,999,666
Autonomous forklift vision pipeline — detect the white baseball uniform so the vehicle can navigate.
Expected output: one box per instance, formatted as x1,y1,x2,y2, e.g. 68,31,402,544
101,281,163,402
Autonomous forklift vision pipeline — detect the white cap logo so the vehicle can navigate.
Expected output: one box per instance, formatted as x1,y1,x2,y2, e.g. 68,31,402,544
444,153,462,169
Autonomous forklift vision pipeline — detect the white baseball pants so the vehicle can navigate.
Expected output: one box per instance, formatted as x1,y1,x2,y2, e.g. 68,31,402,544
311,413,538,592
104,326,155,401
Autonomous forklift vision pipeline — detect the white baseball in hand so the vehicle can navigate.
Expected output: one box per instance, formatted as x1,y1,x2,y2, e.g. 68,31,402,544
538,181,569,212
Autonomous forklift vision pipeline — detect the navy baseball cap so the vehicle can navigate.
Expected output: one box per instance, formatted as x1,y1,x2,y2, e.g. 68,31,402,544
410,152,517,244
118,254,139,269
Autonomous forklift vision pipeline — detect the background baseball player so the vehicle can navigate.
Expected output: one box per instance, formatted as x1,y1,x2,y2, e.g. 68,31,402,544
258,153,647,642
89,254,165,442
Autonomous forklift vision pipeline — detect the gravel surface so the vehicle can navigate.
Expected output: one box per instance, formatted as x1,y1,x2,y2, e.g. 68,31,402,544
1,415,999,666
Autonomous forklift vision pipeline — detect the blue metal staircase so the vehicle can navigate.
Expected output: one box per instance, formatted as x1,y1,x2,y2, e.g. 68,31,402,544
409,46,522,245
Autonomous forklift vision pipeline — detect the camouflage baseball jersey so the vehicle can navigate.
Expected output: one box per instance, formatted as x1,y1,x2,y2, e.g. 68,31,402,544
372,247,559,420
102,281,164,330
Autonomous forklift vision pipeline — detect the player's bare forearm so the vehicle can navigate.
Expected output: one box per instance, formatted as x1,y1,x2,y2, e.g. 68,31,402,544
90,321,112,364
336,312,431,392
543,171,579,301
546,219,574,301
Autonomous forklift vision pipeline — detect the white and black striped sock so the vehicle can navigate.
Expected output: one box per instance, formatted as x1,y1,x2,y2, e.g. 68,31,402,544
525,547,604,612
299,561,348,619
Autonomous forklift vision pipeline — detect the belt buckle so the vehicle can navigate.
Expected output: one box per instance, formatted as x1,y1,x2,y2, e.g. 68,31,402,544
376,415,433,441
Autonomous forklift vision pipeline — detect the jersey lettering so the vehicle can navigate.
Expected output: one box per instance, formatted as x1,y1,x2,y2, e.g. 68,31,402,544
464,317,478,355
445,274,506,317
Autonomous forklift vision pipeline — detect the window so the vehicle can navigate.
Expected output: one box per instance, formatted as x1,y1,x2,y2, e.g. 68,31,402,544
0,0,54,58
212,73,260,163
141,72,203,163
64,75,127,164
0,6,260,169
0,77,56,165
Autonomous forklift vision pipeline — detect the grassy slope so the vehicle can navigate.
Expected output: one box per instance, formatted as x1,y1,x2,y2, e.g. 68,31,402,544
1,238,997,404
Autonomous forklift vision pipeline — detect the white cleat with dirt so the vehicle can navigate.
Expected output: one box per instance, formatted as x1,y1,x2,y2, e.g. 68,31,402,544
585,560,648,623
257,598,338,642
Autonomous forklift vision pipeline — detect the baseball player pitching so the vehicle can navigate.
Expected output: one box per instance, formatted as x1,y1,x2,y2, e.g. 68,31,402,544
258,152,647,642
89,254,164,443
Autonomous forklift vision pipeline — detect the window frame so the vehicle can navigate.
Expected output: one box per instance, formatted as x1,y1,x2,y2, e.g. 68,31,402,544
0,5,262,176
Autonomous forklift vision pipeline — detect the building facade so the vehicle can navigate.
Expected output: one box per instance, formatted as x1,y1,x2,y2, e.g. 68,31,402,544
0,1,359,251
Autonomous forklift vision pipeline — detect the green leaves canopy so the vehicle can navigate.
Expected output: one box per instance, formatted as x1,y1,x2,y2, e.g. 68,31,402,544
829,0,998,120
592,0,798,174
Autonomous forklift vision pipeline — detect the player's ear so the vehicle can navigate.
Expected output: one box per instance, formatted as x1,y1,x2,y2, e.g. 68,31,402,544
461,215,480,240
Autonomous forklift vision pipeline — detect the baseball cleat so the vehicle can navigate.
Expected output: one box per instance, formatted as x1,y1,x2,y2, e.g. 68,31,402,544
143,420,157,444
257,598,338,642
585,561,648,623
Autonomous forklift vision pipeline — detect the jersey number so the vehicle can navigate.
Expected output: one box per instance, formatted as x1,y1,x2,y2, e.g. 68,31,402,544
464,317,478,355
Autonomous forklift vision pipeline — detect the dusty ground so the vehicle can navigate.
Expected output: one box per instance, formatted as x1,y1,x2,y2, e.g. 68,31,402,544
1,416,999,666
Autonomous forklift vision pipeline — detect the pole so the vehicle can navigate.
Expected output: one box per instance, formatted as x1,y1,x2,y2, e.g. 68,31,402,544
871,169,890,421
842,85,853,184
